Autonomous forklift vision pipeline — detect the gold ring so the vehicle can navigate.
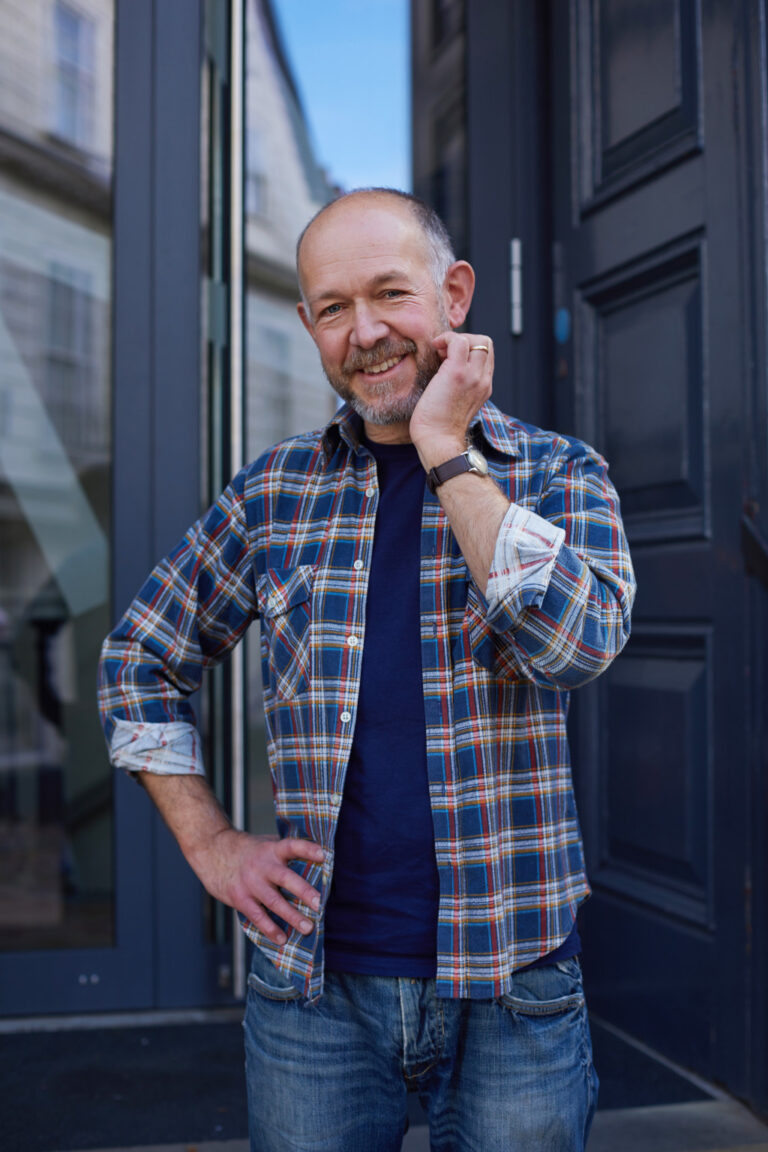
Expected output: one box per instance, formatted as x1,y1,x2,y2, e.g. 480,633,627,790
469,344,490,353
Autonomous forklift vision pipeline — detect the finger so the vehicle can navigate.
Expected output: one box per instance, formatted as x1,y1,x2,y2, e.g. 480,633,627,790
257,881,317,936
476,343,494,379
275,837,325,864
271,842,324,908
466,337,492,360
431,329,452,351
268,862,322,911
432,331,469,361
237,871,317,938
467,339,494,390
237,896,290,945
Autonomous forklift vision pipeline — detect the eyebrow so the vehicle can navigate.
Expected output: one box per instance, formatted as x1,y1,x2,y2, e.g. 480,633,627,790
309,269,411,306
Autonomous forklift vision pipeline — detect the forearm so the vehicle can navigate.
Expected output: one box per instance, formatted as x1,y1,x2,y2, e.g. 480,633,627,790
140,771,231,879
424,443,510,593
138,766,324,946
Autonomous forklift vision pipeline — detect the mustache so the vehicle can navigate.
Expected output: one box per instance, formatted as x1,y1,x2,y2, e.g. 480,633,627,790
343,338,417,374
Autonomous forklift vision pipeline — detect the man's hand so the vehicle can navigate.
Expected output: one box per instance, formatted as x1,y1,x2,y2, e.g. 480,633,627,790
409,330,509,594
140,772,324,946
409,331,495,470
189,827,324,946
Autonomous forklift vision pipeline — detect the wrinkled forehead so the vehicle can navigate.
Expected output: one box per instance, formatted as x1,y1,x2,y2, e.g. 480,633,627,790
298,195,431,284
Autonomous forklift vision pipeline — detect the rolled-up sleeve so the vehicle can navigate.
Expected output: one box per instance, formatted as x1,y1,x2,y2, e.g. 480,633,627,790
487,503,565,609
484,440,635,688
97,469,256,773
109,719,205,776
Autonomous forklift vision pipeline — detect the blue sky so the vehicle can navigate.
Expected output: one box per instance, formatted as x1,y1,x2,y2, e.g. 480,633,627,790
270,0,411,193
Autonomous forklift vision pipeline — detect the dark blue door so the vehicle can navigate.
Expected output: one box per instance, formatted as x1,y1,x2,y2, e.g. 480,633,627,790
550,0,763,1102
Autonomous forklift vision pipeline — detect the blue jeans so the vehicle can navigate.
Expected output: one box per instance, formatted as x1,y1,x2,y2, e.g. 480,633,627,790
243,950,598,1151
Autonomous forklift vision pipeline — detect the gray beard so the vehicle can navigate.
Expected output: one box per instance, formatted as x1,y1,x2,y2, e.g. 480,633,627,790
323,340,444,426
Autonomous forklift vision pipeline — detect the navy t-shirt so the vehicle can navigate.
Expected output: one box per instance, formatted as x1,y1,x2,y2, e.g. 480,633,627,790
324,438,439,975
323,436,580,977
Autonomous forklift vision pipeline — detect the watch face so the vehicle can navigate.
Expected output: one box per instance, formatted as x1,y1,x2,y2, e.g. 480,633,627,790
466,447,489,475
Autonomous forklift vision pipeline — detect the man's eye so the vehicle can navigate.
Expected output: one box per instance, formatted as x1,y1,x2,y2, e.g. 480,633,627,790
384,289,404,298
321,303,342,316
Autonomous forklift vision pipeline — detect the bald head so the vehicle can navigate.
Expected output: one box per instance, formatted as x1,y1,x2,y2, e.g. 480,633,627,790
296,188,456,306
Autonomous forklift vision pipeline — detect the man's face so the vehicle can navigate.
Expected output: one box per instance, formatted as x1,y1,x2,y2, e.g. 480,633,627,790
297,197,451,428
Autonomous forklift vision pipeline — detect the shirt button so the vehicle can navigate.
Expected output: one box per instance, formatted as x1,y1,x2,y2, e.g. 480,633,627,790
353,560,364,571
267,594,278,611
365,486,375,498
332,792,342,805
340,711,352,723
347,635,359,647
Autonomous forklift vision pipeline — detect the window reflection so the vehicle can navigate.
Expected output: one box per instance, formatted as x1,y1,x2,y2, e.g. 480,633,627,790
243,0,336,832
54,2,97,150
0,0,114,951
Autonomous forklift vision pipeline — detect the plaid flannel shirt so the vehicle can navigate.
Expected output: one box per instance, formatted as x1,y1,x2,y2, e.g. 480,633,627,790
98,401,635,1001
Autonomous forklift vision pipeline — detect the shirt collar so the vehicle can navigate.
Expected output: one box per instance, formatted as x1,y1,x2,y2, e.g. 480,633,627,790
321,405,365,462
321,400,524,464
469,401,524,459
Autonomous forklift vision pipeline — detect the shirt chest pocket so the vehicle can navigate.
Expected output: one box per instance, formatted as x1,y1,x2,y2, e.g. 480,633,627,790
256,565,315,699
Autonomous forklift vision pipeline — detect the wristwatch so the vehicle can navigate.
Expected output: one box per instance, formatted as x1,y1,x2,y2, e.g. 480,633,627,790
426,447,489,494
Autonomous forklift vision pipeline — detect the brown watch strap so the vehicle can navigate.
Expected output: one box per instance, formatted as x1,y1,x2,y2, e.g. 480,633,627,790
426,453,473,494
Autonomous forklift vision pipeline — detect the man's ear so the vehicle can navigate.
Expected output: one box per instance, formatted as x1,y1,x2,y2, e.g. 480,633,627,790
297,301,316,341
442,260,475,329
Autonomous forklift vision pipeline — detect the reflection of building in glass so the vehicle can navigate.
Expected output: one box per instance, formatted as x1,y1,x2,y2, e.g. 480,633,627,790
54,1,97,151
243,0,337,834
411,0,466,258
244,0,337,460
0,0,114,950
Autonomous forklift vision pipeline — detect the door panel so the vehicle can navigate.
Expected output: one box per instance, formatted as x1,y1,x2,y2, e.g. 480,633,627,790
581,0,700,201
551,0,752,1091
580,239,707,541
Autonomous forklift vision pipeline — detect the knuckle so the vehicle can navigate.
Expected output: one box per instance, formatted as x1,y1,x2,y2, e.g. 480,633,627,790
248,907,273,932
264,889,286,914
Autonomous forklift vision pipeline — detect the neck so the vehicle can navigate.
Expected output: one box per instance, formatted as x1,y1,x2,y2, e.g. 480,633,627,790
363,419,413,445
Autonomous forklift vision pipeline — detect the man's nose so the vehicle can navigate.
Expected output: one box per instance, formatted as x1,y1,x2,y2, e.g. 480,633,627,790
350,303,389,348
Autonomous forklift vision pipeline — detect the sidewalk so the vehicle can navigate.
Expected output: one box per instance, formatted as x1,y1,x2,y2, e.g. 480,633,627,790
4,1010,768,1152
39,1099,768,1152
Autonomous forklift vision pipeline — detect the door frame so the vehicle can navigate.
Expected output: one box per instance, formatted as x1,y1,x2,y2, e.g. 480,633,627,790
0,0,233,1017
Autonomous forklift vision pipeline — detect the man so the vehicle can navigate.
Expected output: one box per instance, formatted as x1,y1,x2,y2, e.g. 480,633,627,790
99,188,635,1151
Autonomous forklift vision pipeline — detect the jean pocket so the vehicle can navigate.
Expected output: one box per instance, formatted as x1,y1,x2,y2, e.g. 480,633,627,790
247,947,302,1002
498,957,585,1017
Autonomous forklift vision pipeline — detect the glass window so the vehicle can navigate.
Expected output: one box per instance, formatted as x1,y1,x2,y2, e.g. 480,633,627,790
242,0,337,833
0,0,114,952
54,2,97,150
246,126,268,218
202,2,410,964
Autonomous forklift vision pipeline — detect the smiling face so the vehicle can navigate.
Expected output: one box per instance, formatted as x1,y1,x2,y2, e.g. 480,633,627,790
297,193,472,440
